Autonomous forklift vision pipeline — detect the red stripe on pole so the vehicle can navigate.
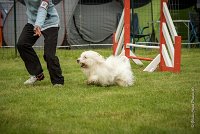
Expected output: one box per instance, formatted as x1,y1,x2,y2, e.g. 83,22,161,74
173,36,181,73
124,0,130,57
112,32,117,55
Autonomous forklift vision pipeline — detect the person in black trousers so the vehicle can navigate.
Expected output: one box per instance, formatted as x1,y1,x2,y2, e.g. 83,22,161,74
17,0,64,86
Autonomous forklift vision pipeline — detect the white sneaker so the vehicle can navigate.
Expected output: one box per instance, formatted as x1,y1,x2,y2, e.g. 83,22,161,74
24,75,38,85
53,84,63,87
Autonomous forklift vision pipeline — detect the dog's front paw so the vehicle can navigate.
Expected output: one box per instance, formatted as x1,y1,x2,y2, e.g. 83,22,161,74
87,75,99,85
87,80,95,85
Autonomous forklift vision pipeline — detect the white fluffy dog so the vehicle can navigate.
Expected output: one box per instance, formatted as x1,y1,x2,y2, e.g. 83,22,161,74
77,50,134,87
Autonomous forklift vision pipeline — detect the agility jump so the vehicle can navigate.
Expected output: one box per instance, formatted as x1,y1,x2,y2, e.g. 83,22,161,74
113,0,181,73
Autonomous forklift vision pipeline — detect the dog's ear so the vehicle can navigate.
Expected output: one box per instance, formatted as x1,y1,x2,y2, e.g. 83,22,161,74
93,54,105,64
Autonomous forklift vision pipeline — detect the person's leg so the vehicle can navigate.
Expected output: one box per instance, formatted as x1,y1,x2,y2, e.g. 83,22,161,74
17,23,44,79
42,27,64,85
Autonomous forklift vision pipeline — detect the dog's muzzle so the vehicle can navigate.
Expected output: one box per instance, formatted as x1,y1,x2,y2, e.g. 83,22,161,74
77,59,87,68
80,63,87,68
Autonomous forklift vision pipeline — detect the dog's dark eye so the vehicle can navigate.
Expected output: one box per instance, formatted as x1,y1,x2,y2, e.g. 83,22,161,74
84,56,87,59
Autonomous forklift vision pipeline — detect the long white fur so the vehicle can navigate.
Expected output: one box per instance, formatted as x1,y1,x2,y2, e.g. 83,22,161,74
77,50,134,87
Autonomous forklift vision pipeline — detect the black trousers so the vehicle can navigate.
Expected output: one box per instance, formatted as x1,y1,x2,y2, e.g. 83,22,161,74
17,23,64,85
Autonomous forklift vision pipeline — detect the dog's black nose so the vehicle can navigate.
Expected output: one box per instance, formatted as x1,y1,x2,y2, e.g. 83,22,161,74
77,59,80,63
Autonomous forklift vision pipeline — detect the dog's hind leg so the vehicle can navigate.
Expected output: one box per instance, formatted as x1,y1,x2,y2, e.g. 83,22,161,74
116,79,129,87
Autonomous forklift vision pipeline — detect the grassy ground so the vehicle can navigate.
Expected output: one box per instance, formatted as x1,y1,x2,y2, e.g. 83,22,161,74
0,48,199,134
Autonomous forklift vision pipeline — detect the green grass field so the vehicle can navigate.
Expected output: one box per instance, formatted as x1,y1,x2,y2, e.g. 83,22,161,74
0,48,199,134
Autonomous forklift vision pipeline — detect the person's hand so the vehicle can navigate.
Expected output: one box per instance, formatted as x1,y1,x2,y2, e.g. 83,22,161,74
34,25,42,37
